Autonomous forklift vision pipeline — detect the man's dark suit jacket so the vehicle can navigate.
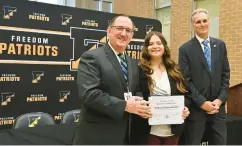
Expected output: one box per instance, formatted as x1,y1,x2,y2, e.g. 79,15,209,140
130,66,190,145
73,44,142,145
178,36,230,121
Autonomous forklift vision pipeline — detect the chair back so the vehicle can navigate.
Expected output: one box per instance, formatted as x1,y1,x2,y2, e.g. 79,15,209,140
61,109,81,124
13,112,55,129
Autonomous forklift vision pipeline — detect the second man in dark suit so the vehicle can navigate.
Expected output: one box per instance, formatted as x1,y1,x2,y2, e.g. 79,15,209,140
178,8,230,145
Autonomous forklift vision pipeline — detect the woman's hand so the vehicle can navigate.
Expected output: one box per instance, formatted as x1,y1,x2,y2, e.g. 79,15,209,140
182,106,190,120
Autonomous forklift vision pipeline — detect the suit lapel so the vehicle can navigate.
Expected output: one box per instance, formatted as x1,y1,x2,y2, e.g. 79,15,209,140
210,37,217,74
168,75,176,95
126,56,133,91
104,44,127,89
192,37,211,76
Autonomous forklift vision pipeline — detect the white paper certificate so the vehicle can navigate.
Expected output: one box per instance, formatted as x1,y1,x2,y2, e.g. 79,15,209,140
148,96,184,125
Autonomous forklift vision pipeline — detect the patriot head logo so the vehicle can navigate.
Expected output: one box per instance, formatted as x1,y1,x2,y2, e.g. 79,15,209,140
28,115,41,127
73,112,80,123
32,71,44,83
146,25,154,34
61,14,72,25
1,92,15,106
3,6,17,19
59,91,70,102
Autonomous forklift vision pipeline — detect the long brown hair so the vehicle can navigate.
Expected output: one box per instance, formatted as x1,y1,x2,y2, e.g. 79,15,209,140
140,31,187,93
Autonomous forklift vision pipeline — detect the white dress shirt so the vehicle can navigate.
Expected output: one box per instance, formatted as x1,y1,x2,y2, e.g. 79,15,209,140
195,35,211,52
150,70,173,137
108,42,122,63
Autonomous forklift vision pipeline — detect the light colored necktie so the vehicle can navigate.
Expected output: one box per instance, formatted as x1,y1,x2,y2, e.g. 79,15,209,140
202,40,211,71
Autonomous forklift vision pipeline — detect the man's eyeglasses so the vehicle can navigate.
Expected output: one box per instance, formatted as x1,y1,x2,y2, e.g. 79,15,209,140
110,26,134,35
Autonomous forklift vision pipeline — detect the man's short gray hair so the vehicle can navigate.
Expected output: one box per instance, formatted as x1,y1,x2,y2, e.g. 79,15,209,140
191,8,209,23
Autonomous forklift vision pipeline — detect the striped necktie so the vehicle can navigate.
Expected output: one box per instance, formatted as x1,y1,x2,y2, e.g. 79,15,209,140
118,53,128,81
202,40,211,71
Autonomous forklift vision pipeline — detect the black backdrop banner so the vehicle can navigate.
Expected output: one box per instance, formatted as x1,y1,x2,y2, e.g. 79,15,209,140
0,0,162,129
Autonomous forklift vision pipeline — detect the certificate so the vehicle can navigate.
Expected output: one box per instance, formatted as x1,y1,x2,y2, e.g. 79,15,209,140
148,96,184,125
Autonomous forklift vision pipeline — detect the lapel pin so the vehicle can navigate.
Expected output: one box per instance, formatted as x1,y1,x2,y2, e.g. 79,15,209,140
214,45,216,47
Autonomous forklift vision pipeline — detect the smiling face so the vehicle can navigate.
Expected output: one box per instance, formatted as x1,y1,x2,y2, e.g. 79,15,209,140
147,34,165,59
192,12,210,39
107,16,134,53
